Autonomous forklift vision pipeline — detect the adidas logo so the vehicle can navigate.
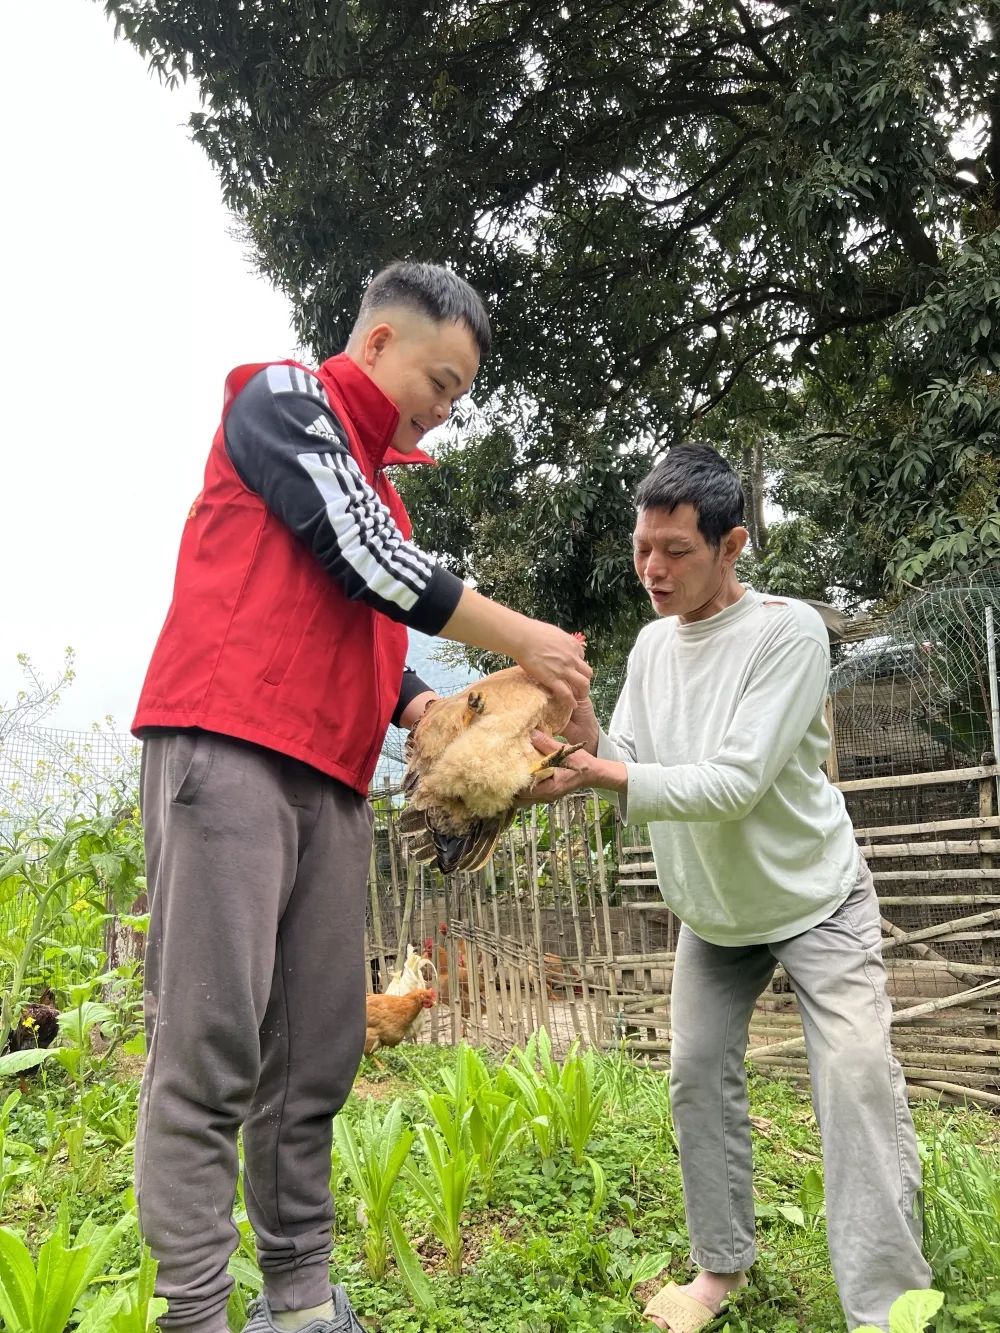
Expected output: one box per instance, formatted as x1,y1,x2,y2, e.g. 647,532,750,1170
306,415,339,440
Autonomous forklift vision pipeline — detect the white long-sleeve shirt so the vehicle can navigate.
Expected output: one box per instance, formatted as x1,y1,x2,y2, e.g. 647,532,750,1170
598,588,859,945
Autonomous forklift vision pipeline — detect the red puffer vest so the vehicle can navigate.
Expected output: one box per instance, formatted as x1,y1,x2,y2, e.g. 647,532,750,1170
131,353,430,794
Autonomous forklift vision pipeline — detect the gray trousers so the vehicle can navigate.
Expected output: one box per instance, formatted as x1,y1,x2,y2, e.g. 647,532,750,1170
669,858,932,1332
136,732,372,1333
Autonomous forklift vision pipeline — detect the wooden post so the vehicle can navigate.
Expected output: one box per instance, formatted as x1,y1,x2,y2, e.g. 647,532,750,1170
592,794,620,1042
462,876,484,1043
561,799,596,1045
384,787,405,959
368,840,387,995
442,872,463,1044
509,823,536,1037
981,769,998,1043
395,857,418,973
528,806,551,1033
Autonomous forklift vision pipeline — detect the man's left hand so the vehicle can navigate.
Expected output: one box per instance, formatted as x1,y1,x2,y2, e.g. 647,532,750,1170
522,730,627,802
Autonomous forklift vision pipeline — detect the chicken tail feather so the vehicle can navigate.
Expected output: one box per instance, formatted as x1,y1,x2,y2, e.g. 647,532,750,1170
435,809,516,873
398,804,430,835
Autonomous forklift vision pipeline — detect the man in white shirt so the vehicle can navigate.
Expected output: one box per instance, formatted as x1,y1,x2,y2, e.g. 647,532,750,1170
528,444,930,1333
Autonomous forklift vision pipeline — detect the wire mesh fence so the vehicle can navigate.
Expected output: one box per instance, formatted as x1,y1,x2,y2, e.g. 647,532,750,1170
830,571,1000,780
0,723,141,835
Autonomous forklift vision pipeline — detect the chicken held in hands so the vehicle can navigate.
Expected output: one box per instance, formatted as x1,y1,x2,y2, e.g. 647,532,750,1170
364,987,436,1057
399,666,584,874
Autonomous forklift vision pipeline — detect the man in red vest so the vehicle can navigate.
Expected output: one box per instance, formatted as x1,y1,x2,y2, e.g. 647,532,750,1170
132,262,589,1333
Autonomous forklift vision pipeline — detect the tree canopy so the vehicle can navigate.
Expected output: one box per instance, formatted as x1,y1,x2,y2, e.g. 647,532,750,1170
105,0,1000,677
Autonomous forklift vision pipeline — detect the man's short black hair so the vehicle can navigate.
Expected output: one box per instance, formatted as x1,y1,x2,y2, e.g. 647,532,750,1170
635,443,745,548
356,261,491,357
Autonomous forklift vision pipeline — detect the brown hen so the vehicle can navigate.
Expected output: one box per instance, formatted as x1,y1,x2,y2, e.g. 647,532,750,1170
399,667,582,873
364,987,436,1056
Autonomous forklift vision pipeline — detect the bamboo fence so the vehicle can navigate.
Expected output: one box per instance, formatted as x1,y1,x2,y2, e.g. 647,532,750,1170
364,762,1000,1110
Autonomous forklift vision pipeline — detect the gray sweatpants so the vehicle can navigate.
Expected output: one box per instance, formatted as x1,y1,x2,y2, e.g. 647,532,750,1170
136,732,372,1333
669,858,932,1332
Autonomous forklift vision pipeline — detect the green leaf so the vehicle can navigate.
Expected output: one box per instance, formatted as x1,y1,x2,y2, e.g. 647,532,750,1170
0,851,29,883
0,1227,36,1330
888,1288,944,1333
32,1233,93,1333
387,1211,434,1311
0,1047,60,1077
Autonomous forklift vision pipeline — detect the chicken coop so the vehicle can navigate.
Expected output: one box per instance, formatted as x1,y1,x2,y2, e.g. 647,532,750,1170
365,571,1000,1109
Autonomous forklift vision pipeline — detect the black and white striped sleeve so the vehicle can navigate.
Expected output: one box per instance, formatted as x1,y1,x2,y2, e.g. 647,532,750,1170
223,365,464,634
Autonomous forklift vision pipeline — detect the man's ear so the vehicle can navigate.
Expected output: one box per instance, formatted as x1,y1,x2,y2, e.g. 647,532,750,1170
362,321,395,367
722,526,750,566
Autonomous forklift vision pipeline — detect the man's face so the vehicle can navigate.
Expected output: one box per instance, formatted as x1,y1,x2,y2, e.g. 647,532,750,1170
361,310,480,453
632,503,732,620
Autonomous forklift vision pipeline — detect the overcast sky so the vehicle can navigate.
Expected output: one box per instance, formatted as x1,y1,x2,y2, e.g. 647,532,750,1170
1,2,303,731
2,1,472,734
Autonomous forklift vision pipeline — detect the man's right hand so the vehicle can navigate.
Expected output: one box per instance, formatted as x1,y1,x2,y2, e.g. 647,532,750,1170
512,620,592,713
438,586,591,712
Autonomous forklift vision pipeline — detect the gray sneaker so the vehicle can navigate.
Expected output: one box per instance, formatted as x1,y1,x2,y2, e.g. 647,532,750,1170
243,1287,365,1333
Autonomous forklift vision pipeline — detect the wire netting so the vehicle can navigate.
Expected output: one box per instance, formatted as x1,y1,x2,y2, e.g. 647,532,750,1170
0,724,141,835
830,571,1000,780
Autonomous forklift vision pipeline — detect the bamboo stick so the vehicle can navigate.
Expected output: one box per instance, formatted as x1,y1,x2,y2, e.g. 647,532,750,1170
749,1025,1000,1054
881,907,1000,949
368,840,387,994
878,895,1000,905
854,815,1000,839
382,785,404,947
475,870,501,1042
979,773,999,1044
879,916,986,985
591,795,621,1044
611,951,676,966
395,857,418,973
751,1057,999,1088
461,881,484,1042
561,800,595,1045
837,763,1000,793
496,837,521,1048
861,838,1000,857
485,857,511,1044
750,980,1000,1059
911,1080,1000,1108
528,807,551,1033
442,873,462,1045
758,1050,1000,1071
858,1032,1000,1054
874,868,1000,881
509,825,535,1039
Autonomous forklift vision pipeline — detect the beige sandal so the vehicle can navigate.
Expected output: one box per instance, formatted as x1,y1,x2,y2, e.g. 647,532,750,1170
643,1283,717,1331
642,1279,745,1331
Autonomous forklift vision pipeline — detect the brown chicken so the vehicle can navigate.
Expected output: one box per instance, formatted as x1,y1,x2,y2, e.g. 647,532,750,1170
364,987,436,1056
400,667,583,873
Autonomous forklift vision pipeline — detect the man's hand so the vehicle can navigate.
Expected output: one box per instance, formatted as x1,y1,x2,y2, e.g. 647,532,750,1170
521,731,627,803
512,621,592,714
438,588,591,714
559,694,601,752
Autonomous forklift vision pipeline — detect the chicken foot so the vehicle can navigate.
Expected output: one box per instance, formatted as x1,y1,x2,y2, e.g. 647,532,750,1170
529,740,585,780
460,690,487,726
